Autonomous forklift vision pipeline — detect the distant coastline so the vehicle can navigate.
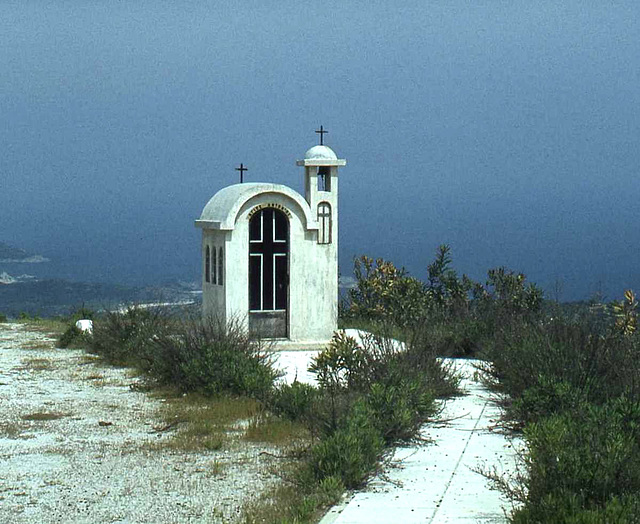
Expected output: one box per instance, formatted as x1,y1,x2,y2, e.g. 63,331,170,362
0,276,200,317
0,255,49,263
0,241,50,264
0,272,37,285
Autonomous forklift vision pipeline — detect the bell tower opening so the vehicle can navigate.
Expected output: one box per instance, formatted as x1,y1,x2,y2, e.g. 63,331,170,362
317,166,331,192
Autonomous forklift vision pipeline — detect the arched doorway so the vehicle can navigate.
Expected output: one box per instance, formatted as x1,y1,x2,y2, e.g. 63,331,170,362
248,207,289,338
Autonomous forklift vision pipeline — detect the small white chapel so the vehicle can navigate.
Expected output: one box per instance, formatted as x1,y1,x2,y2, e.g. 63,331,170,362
195,131,346,346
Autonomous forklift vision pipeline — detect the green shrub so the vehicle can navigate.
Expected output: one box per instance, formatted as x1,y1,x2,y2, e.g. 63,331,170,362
426,244,474,318
610,289,638,337
404,323,462,398
343,247,545,360
513,398,640,521
309,401,384,489
404,318,482,358
0,312,7,323
58,324,92,349
309,327,457,442
512,493,640,524
269,381,319,422
345,246,476,329
90,309,279,400
475,292,640,521
316,475,345,506
365,380,436,443
510,376,588,426
91,305,170,366
309,331,372,391
151,315,280,399
480,267,544,320
346,255,430,328
310,328,458,395
480,320,640,410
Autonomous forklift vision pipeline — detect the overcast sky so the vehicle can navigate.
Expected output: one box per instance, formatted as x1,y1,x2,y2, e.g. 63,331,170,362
1,1,638,300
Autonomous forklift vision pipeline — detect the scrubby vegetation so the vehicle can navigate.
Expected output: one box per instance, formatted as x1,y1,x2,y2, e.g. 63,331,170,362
49,254,460,522
86,308,280,400
241,325,458,522
342,245,544,358
343,247,640,523
268,329,458,491
480,290,640,523
47,244,640,523
56,306,96,348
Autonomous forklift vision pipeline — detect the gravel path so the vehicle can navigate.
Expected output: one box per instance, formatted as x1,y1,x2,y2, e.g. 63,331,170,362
0,323,279,524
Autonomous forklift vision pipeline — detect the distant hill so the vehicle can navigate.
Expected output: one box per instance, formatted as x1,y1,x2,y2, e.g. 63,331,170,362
0,241,49,263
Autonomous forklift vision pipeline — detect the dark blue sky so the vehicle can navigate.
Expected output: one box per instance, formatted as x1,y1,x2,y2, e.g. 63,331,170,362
1,1,638,300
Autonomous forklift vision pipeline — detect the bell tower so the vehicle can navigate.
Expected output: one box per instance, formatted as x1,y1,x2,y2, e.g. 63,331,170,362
296,131,346,247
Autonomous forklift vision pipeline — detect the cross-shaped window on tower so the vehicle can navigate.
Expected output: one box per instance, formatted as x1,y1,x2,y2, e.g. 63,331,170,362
318,202,332,244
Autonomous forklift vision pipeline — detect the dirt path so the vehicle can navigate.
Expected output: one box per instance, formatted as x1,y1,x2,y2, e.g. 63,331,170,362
0,323,278,524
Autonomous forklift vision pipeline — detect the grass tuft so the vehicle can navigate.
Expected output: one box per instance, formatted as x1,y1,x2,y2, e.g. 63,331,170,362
20,357,54,371
242,467,344,524
243,412,310,445
147,394,262,452
18,318,68,337
0,421,28,438
21,412,68,421
19,340,54,350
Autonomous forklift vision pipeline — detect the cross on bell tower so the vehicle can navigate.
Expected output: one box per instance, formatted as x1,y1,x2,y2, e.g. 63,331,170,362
315,125,328,145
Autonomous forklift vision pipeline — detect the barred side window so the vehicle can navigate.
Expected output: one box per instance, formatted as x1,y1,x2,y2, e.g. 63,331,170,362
212,245,217,284
218,247,224,286
205,246,211,283
318,202,332,244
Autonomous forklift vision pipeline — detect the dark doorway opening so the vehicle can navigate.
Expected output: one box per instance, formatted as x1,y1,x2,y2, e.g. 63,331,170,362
248,207,289,338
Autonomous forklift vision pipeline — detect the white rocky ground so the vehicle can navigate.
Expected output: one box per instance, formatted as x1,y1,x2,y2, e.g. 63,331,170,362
0,323,280,524
1,324,521,524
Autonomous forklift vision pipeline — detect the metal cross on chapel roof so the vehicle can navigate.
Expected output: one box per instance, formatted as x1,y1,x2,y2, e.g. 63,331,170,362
315,125,328,146
235,163,248,183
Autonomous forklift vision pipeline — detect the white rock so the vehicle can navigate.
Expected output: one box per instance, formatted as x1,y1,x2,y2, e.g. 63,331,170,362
75,319,93,333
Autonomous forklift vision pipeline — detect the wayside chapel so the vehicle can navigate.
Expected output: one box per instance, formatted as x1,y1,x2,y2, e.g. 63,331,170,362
196,133,346,348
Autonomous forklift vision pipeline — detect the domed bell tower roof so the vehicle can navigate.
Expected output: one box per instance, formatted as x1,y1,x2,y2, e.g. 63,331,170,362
297,145,346,167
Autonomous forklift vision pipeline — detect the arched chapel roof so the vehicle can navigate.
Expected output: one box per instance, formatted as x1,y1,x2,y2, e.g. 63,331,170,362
195,183,318,231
